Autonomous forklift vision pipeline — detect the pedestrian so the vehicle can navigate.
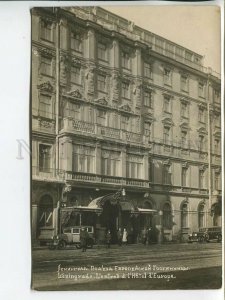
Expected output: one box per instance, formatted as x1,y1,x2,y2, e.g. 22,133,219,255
117,228,122,246
106,230,111,248
142,228,147,245
147,227,152,245
80,227,89,252
122,228,128,245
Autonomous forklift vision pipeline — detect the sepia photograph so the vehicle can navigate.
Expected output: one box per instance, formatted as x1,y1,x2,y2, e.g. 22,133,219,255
31,5,222,291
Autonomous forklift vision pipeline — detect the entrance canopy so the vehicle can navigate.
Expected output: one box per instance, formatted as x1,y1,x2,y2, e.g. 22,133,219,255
88,195,157,214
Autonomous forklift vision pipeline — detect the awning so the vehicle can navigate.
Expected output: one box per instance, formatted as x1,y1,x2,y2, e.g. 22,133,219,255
61,205,102,213
137,208,157,214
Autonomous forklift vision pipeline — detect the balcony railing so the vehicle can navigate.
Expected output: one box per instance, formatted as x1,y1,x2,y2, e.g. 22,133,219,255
32,167,149,188
61,117,144,145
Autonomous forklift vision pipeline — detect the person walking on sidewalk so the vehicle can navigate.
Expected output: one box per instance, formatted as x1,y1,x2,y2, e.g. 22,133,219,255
106,230,111,248
122,228,128,245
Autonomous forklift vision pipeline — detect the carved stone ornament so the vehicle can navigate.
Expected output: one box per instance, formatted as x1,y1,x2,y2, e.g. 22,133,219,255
38,81,54,93
39,119,54,128
94,97,108,106
40,48,53,57
71,57,81,66
120,104,132,113
67,89,82,99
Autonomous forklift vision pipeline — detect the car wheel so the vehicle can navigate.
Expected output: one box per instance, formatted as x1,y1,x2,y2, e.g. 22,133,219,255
198,236,204,243
217,234,222,243
76,243,81,249
58,240,66,250
204,234,209,242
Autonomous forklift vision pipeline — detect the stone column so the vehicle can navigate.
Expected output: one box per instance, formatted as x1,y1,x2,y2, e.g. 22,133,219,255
110,39,119,69
96,142,101,174
32,204,38,240
143,152,149,180
86,28,95,60
121,147,127,178
133,47,142,77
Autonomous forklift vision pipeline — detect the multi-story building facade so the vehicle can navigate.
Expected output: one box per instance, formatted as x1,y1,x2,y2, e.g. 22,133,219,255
31,7,221,244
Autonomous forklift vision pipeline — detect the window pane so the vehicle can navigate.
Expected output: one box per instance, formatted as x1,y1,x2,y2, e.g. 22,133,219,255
39,94,52,118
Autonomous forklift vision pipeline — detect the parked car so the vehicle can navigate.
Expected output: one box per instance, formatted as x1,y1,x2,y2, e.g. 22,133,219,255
49,226,95,250
188,226,222,243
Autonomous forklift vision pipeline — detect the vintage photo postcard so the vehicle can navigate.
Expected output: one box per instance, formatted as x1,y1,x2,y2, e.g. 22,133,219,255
31,5,222,291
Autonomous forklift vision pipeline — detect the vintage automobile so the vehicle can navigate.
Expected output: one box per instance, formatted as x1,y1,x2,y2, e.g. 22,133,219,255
49,226,95,250
188,226,222,243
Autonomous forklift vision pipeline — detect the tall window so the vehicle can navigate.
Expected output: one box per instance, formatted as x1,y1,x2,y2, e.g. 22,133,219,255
96,109,106,126
144,122,151,138
214,138,220,154
181,203,188,228
164,96,171,113
39,94,52,118
181,130,187,147
163,126,170,144
121,51,130,69
97,74,106,92
73,145,95,173
101,150,121,176
214,89,220,103
163,165,171,185
144,62,152,78
214,172,220,190
65,102,80,120
198,82,205,98
199,135,205,152
121,116,129,130
181,75,188,92
39,195,53,228
181,102,188,118
121,82,130,99
198,107,205,123
40,56,52,76
199,169,205,189
163,203,172,229
144,91,152,107
97,42,107,61
198,204,205,228
126,154,143,179
71,31,82,52
181,167,187,187
39,144,51,172
41,20,52,41
164,68,172,85
71,66,81,84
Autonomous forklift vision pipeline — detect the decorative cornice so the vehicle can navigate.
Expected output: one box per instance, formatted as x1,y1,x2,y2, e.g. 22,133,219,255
94,97,108,106
67,89,83,99
37,81,54,93
120,104,132,113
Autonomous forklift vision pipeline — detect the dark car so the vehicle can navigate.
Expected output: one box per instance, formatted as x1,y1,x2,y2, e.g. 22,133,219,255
188,226,222,243
49,226,95,250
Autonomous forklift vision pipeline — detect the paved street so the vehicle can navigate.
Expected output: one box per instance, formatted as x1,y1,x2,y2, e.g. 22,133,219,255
32,242,222,290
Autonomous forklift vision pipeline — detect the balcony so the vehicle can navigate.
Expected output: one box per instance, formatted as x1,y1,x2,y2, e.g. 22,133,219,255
65,172,149,188
61,117,145,145
32,167,149,188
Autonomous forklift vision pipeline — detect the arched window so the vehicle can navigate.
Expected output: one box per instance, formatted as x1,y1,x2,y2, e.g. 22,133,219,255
143,201,153,209
213,204,221,226
181,202,188,228
198,203,205,228
163,203,172,229
39,195,53,227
